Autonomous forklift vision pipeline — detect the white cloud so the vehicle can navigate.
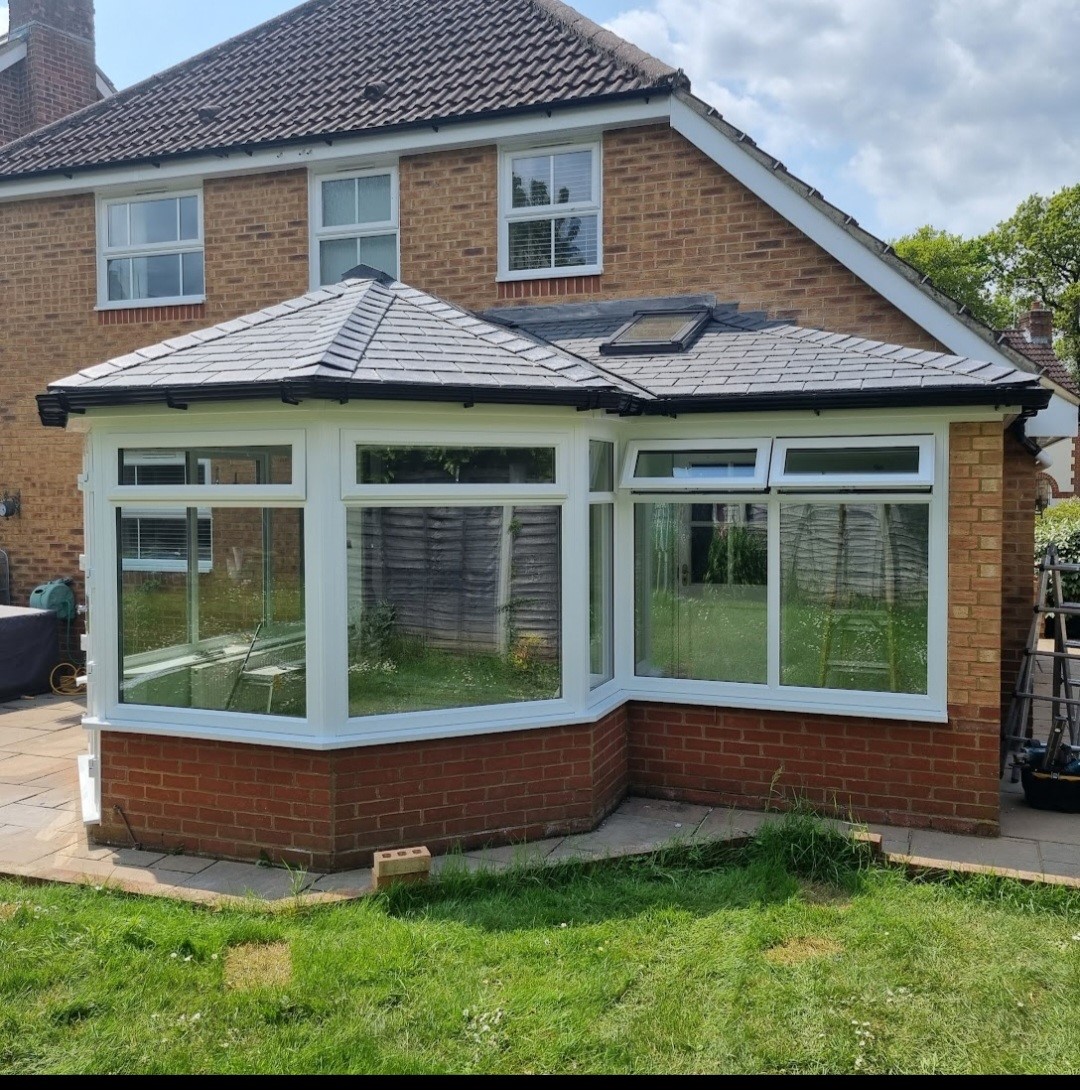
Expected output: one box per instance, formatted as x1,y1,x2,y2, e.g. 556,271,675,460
603,0,1080,238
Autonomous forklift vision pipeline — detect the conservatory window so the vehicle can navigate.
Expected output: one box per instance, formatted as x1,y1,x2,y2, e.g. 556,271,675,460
345,506,561,716
118,507,306,718
623,441,771,490
119,445,293,489
356,445,555,486
770,436,934,488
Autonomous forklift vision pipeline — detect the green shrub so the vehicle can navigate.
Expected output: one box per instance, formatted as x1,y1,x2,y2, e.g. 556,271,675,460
1035,498,1080,600
704,523,767,586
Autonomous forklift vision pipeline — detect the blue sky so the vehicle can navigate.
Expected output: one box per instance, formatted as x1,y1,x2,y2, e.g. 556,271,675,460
2,1,1077,240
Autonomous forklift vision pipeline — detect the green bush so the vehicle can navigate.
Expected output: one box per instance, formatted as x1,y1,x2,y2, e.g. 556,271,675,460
704,523,767,586
1035,498,1080,600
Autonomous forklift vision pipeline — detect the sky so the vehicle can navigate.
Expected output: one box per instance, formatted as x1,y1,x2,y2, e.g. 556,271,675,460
1,0,1077,241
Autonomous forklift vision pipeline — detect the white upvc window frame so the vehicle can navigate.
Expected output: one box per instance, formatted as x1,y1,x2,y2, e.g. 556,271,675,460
337,423,581,742
309,164,400,289
588,434,617,696
498,139,603,282
96,187,205,310
770,434,935,489
622,438,773,491
619,421,948,723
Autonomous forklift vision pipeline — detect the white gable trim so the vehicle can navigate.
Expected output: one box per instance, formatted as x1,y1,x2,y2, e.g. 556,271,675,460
670,97,1017,373
0,39,27,75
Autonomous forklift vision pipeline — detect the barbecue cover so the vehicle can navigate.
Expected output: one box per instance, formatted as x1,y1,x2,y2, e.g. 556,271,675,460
0,606,59,701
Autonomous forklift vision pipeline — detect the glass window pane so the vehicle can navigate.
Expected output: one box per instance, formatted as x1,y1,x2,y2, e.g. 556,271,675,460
784,446,921,476
589,441,613,493
635,502,767,683
554,213,597,268
356,174,392,223
357,446,555,485
119,507,305,718
508,218,553,271
322,178,357,227
107,203,129,248
319,237,359,285
106,257,132,301
182,250,205,296
129,197,180,245
635,449,759,481
179,195,199,241
120,513,212,568
780,503,928,694
590,503,614,687
552,149,592,204
511,154,552,208
357,232,398,278
346,505,562,716
616,314,696,344
119,446,292,487
130,254,181,299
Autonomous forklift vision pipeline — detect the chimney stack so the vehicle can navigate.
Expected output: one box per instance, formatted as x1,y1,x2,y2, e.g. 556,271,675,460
1022,301,1054,347
1,1,101,145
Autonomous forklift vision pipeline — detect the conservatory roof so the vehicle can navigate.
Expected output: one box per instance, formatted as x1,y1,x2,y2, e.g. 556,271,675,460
38,279,1049,427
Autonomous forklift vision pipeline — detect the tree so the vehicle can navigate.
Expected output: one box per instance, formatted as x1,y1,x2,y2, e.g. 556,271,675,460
892,225,1012,329
985,184,1080,371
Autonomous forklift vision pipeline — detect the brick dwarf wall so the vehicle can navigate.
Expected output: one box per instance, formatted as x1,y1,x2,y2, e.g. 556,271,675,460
93,707,628,870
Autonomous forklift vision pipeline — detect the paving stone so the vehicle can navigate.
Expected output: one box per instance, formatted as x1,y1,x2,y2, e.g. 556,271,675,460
21,786,78,809
310,868,373,893
174,860,319,900
0,727,49,750
0,801,78,832
865,823,912,856
431,853,505,876
907,830,1042,873
0,829,69,867
617,797,711,829
151,854,216,875
114,848,168,868
549,813,694,861
461,837,566,868
0,754,67,782
693,807,772,843
0,783,40,806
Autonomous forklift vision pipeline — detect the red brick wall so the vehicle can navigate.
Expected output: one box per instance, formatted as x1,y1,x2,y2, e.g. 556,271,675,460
93,706,629,869
0,61,29,145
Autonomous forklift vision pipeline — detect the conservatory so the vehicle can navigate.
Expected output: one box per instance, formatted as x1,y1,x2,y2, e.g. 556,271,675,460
39,276,1048,866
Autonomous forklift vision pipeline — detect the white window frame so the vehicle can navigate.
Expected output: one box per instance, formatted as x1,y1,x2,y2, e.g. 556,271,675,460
119,453,213,574
96,187,205,310
622,439,773,491
309,164,400,289
770,434,935,489
498,140,603,282
588,437,617,693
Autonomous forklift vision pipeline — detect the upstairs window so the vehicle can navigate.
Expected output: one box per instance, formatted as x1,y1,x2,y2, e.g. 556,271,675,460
500,142,601,280
99,190,204,307
313,167,399,285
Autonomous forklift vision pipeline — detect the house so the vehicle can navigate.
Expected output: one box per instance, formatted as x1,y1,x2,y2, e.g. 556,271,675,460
0,0,1073,867
998,302,1080,505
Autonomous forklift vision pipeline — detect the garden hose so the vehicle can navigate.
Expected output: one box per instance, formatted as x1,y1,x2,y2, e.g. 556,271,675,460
49,662,82,695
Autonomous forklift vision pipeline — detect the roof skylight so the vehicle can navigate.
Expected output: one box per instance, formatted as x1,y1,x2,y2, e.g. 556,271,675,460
599,308,710,356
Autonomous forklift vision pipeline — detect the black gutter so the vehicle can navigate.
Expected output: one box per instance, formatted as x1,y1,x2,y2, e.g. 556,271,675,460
36,379,627,428
37,377,1050,429
639,384,1052,416
0,86,674,186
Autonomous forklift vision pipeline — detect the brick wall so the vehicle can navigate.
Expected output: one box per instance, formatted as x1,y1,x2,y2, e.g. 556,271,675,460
94,706,629,869
1000,433,1036,720
401,125,945,349
0,170,308,605
0,62,29,145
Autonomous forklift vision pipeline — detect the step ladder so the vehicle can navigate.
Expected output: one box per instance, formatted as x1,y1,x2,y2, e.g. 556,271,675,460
1002,545,1080,778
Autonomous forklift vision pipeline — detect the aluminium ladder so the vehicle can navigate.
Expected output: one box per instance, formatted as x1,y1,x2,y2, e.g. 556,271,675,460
1002,545,1080,777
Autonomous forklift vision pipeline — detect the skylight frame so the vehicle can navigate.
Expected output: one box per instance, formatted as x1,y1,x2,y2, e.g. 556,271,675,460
599,308,711,356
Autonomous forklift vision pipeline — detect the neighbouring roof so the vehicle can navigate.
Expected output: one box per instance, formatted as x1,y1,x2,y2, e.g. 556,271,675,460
999,328,1077,397
38,281,1048,427
0,0,679,180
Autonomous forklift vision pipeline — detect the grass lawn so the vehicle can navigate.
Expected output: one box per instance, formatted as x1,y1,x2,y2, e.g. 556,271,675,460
2,815,1079,1074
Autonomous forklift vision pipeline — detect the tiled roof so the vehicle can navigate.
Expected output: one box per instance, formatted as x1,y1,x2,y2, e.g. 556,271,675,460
39,284,1047,426
0,0,678,180
489,296,1045,403
999,329,1078,397
46,275,632,397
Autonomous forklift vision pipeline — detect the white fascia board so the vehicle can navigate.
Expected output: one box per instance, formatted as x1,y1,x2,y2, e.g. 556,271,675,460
1025,391,1079,439
0,97,671,204
0,39,27,75
96,72,114,99
669,97,1023,374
